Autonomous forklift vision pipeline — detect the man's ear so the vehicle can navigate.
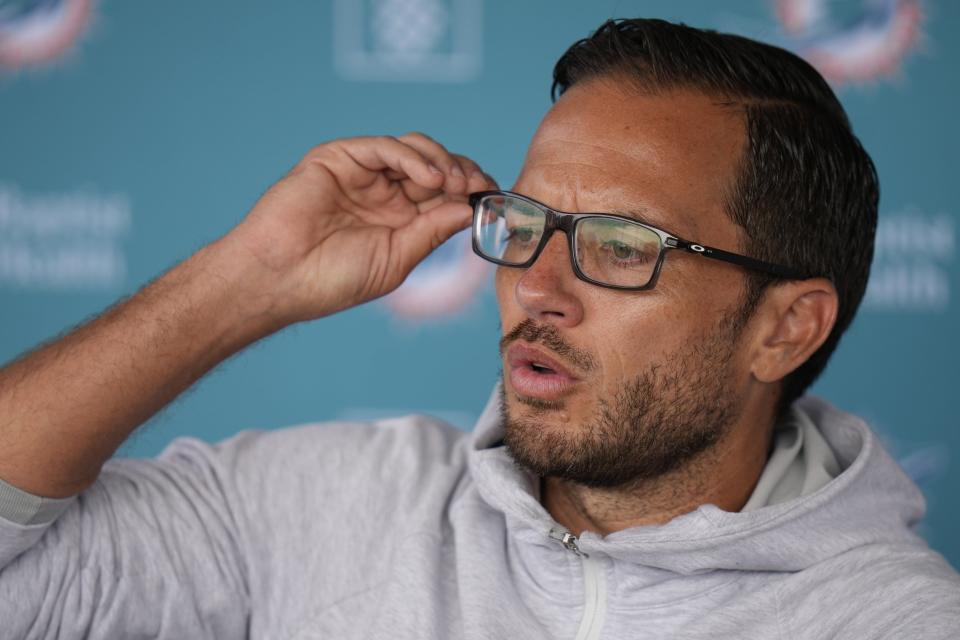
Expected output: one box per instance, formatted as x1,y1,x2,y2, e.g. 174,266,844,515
749,278,839,384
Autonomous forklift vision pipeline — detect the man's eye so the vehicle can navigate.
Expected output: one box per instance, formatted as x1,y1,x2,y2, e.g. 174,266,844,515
612,241,635,259
603,240,639,260
505,227,536,243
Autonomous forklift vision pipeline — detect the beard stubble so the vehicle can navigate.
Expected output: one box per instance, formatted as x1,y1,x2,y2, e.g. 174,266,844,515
499,316,744,489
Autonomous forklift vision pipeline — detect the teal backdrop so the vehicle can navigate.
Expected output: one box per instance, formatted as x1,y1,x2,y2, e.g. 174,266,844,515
1,1,958,568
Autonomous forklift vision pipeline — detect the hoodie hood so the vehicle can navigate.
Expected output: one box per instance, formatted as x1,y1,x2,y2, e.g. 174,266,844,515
467,384,928,575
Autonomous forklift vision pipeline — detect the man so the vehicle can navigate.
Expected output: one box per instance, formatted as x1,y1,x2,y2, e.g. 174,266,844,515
0,17,957,639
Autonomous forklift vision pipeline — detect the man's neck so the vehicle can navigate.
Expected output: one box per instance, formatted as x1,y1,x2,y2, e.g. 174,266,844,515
541,418,775,536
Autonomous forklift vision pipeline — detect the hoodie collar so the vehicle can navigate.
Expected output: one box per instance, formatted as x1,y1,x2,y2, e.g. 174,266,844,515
468,383,927,574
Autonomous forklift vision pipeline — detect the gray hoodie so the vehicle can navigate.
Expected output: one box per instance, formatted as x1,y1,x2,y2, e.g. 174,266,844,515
0,391,958,638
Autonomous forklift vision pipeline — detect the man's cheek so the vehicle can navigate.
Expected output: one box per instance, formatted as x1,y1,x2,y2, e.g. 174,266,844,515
494,268,520,318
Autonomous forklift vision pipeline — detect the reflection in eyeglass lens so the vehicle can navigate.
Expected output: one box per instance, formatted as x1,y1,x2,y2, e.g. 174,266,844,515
476,196,546,264
501,201,544,262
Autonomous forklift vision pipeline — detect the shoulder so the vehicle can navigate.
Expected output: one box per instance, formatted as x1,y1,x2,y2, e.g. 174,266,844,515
778,543,960,638
205,413,470,474
178,414,472,519
104,414,471,507
105,415,467,488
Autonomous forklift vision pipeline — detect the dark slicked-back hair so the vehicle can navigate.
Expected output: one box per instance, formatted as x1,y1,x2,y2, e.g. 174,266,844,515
553,18,879,415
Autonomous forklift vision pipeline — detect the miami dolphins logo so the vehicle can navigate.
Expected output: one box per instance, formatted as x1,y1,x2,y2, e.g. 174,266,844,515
384,229,490,320
0,0,95,69
776,0,924,84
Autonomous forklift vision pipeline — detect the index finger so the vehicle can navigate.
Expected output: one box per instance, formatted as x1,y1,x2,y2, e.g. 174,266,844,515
321,136,447,192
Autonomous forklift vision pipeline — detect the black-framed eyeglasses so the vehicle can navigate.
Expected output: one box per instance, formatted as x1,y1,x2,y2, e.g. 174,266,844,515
470,190,808,290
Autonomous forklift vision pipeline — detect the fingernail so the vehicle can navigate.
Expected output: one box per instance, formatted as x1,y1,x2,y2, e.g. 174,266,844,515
451,165,465,178
429,164,442,174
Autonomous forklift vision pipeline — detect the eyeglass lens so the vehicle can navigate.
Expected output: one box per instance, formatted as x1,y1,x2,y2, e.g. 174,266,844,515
474,194,662,288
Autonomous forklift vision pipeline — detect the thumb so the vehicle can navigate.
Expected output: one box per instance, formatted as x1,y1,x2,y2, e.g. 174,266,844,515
392,201,473,275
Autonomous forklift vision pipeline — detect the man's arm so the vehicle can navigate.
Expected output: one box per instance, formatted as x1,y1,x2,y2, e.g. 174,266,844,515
0,133,494,500
0,240,281,499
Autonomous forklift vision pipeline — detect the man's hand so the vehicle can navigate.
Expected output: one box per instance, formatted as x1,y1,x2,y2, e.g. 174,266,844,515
224,133,496,323
0,133,494,498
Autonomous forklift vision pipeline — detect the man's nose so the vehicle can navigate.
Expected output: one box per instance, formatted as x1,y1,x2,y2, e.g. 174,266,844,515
514,232,585,327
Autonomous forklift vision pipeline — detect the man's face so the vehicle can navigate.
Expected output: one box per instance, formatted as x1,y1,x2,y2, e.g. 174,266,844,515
496,78,757,488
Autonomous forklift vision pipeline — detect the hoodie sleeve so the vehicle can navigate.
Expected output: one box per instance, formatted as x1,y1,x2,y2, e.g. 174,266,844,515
0,476,75,530
0,437,250,639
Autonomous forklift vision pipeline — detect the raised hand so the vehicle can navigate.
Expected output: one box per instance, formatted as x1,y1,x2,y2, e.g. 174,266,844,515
226,133,497,323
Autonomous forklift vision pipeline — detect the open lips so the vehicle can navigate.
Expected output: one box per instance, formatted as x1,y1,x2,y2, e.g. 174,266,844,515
505,343,582,400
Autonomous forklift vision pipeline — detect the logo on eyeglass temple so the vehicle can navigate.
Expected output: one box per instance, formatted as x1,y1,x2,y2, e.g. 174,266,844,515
690,244,706,253
0,0,95,70
333,0,483,82
775,0,923,85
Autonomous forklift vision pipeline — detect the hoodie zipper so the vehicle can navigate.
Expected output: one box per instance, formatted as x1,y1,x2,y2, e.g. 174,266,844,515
548,526,588,557
548,528,607,640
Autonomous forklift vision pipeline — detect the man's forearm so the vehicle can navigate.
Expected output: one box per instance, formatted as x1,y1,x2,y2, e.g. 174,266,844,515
0,238,283,498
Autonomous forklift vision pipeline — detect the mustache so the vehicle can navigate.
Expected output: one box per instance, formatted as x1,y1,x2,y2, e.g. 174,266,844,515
499,318,597,372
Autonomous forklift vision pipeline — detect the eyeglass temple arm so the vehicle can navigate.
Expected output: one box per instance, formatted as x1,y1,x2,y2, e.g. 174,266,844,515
666,238,807,280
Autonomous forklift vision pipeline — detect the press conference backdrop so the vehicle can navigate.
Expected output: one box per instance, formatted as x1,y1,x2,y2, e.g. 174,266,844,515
1,0,957,566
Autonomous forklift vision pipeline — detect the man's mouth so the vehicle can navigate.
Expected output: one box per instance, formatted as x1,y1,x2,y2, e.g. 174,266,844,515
505,343,581,400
